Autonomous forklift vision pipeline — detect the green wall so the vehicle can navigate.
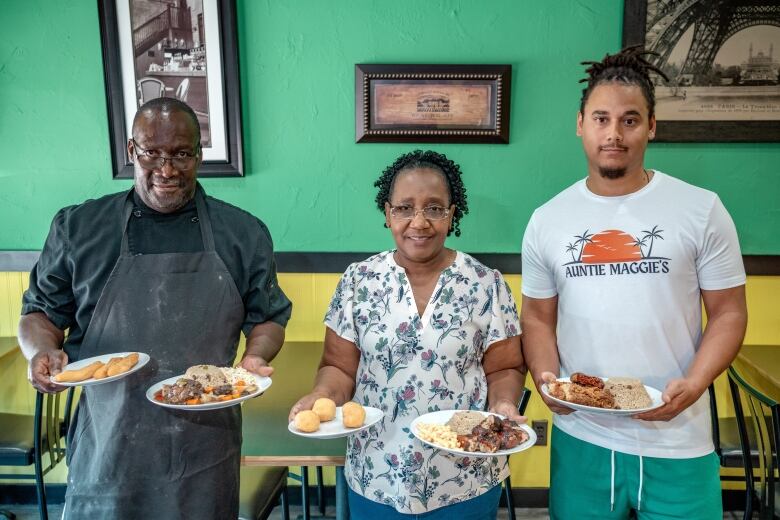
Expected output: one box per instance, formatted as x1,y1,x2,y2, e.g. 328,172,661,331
1,1,778,254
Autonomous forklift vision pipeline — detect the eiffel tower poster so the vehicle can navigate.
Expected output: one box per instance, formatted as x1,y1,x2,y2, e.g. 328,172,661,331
623,0,780,142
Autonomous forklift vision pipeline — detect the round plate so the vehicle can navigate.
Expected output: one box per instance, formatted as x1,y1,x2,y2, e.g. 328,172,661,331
51,352,150,387
146,373,272,410
288,406,384,439
541,377,664,415
410,410,536,458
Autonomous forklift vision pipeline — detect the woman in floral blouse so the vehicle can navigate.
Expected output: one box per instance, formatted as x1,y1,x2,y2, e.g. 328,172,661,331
290,150,525,519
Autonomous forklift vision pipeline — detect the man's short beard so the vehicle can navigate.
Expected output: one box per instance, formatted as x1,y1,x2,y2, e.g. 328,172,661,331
598,167,626,179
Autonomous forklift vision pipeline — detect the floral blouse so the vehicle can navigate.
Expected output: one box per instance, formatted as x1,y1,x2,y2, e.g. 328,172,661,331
324,250,521,514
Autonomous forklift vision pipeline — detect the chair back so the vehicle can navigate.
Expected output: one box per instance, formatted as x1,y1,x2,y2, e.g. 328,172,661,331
518,386,531,415
137,77,165,104
728,366,779,519
36,388,75,476
175,78,190,102
709,384,722,457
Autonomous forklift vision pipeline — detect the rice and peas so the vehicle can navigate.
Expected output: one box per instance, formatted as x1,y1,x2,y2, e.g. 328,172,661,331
416,411,486,449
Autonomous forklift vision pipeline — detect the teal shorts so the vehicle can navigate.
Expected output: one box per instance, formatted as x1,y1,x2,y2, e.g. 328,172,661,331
550,426,722,520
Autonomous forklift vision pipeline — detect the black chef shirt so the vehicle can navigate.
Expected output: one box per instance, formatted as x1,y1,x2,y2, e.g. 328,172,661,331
22,184,292,360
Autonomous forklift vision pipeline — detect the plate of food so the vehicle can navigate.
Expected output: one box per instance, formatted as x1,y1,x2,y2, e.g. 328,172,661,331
541,372,664,415
288,399,384,439
51,352,149,387
410,410,536,458
146,364,272,410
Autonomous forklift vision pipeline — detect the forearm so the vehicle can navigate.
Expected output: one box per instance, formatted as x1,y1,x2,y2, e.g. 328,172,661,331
310,365,357,405
18,312,64,361
687,307,747,390
521,323,561,387
520,296,561,388
486,367,525,408
243,321,285,363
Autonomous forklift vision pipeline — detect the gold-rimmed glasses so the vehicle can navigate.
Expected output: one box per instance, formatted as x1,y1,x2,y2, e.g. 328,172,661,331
389,205,450,220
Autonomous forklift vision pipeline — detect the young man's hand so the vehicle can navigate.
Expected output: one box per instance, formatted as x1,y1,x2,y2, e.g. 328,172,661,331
538,371,575,415
633,377,707,421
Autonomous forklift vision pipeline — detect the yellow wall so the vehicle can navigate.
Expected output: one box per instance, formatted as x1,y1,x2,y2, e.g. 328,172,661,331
1,272,779,487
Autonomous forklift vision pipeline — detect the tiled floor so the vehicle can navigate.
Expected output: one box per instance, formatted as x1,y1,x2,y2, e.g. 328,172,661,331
0,504,753,519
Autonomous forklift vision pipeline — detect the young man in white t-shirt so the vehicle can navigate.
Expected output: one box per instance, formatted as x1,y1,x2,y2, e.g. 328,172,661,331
521,46,748,519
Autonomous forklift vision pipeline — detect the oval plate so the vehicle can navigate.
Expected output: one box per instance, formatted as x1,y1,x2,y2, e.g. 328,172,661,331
288,406,384,439
51,352,150,387
541,377,664,415
146,373,272,410
410,410,536,458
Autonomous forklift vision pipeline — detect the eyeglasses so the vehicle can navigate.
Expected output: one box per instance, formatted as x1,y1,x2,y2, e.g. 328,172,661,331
389,205,450,221
131,139,200,170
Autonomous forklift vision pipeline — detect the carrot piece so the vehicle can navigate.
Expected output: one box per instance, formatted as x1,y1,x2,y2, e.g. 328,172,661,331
185,398,200,405
218,395,233,401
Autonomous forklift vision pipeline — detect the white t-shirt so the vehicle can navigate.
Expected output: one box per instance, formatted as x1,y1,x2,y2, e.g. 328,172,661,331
325,251,521,513
521,171,745,458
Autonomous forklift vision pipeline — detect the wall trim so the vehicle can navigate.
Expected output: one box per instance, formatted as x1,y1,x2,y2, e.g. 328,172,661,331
1,251,779,275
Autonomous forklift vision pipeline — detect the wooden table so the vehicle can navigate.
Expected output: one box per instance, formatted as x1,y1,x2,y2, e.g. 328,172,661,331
241,341,348,519
732,344,780,402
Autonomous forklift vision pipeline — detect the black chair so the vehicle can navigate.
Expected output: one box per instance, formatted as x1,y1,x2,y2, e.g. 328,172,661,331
711,381,765,483
727,366,779,520
503,386,532,520
0,388,75,520
238,465,290,520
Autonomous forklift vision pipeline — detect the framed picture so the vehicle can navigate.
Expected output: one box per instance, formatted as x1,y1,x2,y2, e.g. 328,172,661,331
355,64,511,143
623,0,780,142
98,0,243,178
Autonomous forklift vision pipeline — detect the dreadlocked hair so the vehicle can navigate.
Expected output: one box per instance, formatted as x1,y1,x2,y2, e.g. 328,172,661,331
579,45,669,118
374,150,468,237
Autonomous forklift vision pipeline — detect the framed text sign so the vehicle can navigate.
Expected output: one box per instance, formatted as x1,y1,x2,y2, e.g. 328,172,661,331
355,64,512,144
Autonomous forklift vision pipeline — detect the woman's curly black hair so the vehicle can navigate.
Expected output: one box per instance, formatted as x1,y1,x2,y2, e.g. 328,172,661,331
579,45,669,119
374,150,468,237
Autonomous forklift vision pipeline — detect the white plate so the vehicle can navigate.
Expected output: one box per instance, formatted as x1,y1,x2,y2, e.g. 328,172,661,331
541,377,664,415
410,410,536,458
51,352,150,387
288,406,384,439
146,373,272,410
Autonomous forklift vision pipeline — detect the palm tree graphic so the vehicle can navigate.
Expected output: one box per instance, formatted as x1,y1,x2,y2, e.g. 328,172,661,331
574,230,594,262
641,225,664,258
565,242,578,263
632,236,647,259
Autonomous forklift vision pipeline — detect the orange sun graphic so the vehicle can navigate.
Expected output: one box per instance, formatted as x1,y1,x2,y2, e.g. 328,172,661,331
581,230,642,264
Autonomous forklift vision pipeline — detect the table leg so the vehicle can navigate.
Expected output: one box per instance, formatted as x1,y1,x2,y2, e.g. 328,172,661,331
301,466,310,520
317,465,325,515
335,466,349,520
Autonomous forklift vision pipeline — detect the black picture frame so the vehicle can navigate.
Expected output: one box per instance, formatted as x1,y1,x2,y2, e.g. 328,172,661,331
98,0,244,178
355,64,511,144
623,0,780,142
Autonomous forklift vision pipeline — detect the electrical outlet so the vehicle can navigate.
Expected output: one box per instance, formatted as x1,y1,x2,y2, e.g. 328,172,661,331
531,420,548,446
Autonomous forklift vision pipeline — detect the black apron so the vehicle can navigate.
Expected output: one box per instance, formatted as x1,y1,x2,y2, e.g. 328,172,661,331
64,190,245,520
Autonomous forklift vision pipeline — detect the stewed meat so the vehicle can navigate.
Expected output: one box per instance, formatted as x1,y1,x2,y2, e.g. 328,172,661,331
161,378,204,404
212,384,234,396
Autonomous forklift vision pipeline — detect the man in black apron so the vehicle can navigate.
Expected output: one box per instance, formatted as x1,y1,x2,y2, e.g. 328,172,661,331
20,98,292,519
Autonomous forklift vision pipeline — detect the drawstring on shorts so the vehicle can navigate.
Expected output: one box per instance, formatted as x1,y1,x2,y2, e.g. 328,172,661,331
608,450,645,512
637,455,644,511
610,450,615,511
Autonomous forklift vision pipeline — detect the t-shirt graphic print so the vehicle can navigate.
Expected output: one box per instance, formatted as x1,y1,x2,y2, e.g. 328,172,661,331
563,226,670,279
